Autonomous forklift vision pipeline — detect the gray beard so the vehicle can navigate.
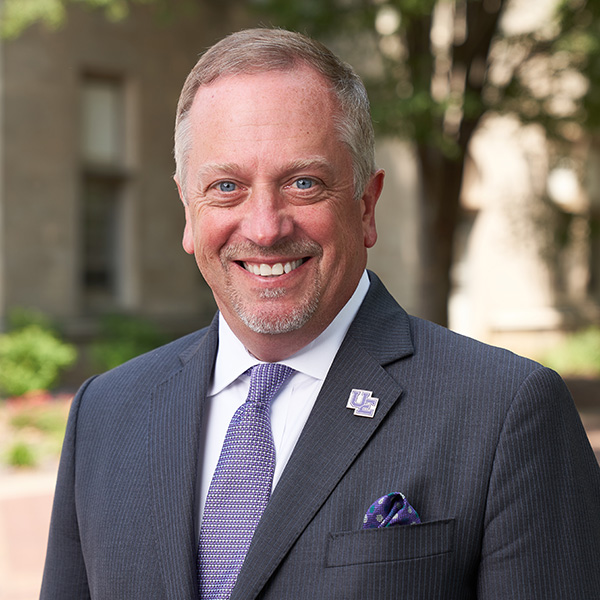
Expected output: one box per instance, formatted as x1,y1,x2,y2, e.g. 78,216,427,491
232,285,321,335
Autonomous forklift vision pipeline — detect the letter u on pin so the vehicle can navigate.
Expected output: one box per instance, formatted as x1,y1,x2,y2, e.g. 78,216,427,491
346,389,379,417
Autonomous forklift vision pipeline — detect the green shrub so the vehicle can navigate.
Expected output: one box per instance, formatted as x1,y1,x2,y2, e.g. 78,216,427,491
0,325,77,397
90,314,169,371
6,440,37,468
541,327,600,377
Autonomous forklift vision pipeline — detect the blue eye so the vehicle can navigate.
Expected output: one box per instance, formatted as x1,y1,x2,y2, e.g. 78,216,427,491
294,178,314,190
217,181,237,192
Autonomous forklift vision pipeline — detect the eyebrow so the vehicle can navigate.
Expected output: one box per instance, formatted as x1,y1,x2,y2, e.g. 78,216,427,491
194,157,335,185
194,163,241,180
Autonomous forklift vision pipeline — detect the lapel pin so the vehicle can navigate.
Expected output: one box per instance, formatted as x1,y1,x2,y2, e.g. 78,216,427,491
347,389,379,418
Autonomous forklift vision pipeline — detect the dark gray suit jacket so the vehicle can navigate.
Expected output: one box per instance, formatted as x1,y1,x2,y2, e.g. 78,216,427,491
41,273,600,599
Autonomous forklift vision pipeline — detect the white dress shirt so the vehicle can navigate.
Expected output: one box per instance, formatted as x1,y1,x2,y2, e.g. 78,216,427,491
197,271,370,524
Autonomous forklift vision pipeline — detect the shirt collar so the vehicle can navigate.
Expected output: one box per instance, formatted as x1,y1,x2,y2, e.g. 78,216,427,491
209,270,370,395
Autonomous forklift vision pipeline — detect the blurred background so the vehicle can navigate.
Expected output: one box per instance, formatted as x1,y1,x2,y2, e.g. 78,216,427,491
0,0,599,598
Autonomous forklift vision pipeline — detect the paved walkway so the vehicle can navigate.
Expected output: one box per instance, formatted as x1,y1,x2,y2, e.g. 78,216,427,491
0,470,56,600
1,407,599,600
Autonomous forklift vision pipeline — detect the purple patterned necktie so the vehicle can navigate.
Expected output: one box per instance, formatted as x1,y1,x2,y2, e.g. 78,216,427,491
198,362,294,600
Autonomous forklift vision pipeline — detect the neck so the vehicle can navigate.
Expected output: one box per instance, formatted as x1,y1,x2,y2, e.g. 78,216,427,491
229,320,329,363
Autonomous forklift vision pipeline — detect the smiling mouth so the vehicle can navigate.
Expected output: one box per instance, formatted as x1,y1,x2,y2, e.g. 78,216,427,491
241,258,305,277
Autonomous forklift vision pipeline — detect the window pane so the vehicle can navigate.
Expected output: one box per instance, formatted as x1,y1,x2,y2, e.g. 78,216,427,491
81,78,124,166
82,175,122,311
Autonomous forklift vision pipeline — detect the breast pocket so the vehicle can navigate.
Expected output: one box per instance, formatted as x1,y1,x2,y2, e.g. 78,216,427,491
325,519,454,567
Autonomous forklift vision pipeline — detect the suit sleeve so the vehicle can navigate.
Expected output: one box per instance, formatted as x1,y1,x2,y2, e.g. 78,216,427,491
40,379,95,600
477,366,600,599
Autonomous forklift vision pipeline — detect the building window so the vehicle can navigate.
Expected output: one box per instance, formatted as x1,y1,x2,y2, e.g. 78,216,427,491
80,74,128,313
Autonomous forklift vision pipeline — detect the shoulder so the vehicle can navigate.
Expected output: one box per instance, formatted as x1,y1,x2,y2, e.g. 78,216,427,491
402,314,568,414
408,314,536,366
408,314,543,379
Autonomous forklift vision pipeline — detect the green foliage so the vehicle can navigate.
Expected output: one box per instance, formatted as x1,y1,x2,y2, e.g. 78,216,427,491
90,313,169,371
5,440,37,468
0,0,66,38
0,323,77,398
541,327,600,377
0,0,155,38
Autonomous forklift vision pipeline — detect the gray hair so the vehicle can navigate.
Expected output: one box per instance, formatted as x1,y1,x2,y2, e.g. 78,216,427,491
174,28,375,201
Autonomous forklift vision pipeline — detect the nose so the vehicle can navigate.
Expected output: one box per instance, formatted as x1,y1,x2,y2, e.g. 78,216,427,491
240,186,294,247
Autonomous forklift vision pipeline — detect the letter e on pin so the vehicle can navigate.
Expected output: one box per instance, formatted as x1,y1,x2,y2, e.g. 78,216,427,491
347,389,379,418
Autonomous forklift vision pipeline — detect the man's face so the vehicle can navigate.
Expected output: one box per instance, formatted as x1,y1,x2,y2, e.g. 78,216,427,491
178,66,382,357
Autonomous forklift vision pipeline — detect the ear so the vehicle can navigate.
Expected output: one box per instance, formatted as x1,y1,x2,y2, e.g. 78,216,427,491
361,169,384,249
175,176,195,255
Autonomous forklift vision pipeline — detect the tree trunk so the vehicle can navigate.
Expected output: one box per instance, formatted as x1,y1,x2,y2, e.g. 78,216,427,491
415,144,466,327
406,0,504,327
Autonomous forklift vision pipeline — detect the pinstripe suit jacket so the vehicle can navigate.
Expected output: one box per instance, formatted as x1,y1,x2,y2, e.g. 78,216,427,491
41,272,600,599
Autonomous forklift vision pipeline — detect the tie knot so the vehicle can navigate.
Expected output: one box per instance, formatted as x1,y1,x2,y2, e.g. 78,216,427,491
247,363,294,405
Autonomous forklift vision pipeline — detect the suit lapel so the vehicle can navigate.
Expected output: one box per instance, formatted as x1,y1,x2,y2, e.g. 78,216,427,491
148,318,219,599
232,273,414,600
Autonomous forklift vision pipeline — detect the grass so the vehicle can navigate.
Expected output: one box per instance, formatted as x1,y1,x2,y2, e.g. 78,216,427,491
540,327,600,378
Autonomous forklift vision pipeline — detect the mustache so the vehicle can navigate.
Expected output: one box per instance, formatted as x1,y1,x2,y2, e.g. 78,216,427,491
220,240,322,263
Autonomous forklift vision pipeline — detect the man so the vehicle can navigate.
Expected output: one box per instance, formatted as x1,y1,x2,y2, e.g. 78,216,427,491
41,28,600,599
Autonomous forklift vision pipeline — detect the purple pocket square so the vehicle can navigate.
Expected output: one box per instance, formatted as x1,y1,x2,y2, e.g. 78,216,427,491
362,492,421,529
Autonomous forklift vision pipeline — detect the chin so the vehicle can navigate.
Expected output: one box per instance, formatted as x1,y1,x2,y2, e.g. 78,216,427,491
237,304,318,336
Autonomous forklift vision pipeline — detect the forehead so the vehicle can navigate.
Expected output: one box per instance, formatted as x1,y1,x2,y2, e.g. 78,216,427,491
188,66,340,139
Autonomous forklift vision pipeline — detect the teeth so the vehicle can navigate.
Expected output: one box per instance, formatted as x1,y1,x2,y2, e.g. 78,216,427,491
243,259,303,277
